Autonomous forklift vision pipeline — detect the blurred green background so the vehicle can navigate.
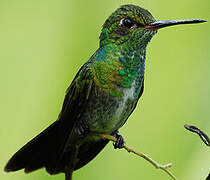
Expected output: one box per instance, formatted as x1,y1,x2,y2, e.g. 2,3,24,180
1,0,209,180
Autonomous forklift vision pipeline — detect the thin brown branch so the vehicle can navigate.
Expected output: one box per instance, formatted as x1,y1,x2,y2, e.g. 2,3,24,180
95,133,177,180
184,124,210,146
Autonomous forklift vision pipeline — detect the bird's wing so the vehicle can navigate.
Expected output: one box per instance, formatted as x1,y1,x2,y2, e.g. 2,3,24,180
47,62,97,174
4,61,106,175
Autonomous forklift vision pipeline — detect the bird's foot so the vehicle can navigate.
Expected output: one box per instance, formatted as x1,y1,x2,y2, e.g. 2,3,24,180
111,130,125,149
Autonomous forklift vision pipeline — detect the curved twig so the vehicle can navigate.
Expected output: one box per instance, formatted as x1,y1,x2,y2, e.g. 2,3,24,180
184,124,210,146
95,133,177,180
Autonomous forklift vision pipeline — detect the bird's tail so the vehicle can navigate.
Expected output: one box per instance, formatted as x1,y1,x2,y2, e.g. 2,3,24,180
4,120,60,173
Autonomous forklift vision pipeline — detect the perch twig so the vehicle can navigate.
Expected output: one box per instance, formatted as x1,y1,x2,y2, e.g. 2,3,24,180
94,133,177,180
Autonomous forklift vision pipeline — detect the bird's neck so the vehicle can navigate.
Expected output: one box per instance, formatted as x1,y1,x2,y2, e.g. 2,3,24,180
118,41,147,88
92,42,146,97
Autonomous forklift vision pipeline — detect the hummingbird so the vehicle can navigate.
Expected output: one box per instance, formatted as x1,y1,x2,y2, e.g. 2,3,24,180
4,4,205,180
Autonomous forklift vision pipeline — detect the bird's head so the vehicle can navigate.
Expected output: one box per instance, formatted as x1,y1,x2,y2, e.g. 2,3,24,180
99,4,206,47
99,5,156,47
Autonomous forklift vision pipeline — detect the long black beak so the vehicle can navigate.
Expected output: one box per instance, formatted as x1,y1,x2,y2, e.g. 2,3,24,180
147,19,206,29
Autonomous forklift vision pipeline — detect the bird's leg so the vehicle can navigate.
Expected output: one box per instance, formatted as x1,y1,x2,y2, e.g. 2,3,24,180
111,130,125,149
65,171,73,180
64,144,80,180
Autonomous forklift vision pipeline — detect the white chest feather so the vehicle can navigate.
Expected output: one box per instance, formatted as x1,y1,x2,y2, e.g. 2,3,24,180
115,82,136,116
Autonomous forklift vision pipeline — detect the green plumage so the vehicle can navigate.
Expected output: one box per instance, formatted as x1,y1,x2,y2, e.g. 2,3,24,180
4,4,205,180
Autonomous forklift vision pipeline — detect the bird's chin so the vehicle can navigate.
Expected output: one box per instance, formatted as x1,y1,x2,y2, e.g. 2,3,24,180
141,29,157,39
147,29,158,35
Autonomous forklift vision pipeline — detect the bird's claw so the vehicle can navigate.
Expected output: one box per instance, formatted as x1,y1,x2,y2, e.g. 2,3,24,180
111,130,125,149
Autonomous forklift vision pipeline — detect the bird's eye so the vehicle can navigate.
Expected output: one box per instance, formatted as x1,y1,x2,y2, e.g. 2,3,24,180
120,18,135,28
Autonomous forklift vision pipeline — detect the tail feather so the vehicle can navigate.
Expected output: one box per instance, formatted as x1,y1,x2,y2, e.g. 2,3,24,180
4,120,59,173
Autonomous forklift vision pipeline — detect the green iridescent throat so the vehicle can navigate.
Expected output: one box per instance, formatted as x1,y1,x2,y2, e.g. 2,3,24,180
92,29,156,97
